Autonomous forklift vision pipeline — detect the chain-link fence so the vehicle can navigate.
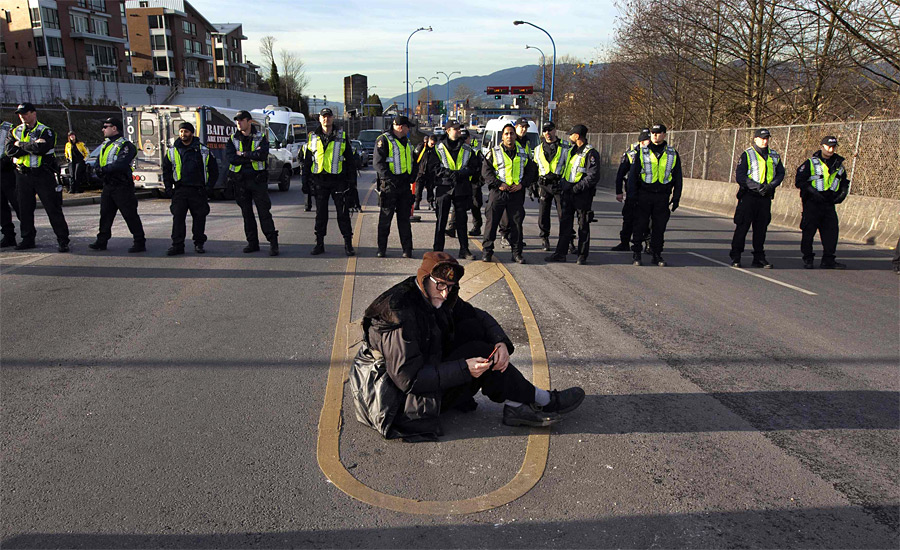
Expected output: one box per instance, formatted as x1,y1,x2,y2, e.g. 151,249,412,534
588,119,900,200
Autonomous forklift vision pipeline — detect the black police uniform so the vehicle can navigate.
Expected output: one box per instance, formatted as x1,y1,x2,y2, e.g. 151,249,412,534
468,146,484,236
730,144,784,266
498,134,533,246
0,122,19,247
413,141,437,209
431,135,479,255
5,118,69,250
92,133,145,250
614,143,641,249
535,138,571,250
794,150,849,267
373,131,416,256
162,136,219,251
552,143,600,262
301,125,357,254
627,141,683,264
225,128,278,251
481,143,537,262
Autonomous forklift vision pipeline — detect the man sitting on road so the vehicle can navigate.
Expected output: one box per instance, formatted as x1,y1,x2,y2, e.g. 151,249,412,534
350,251,585,442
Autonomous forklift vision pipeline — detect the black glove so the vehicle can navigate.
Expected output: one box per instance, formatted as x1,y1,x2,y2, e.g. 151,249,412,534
833,190,848,204
807,188,827,203
164,186,173,199
347,188,361,212
758,184,771,196
670,199,679,212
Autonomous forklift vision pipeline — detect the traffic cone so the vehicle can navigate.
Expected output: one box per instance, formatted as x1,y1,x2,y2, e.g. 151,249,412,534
410,180,421,222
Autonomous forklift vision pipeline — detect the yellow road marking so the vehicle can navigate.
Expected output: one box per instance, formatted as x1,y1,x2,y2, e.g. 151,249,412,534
316,189,551,515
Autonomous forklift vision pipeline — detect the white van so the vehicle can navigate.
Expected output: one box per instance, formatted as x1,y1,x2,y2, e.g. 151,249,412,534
251,105,307,173
480,115,539,156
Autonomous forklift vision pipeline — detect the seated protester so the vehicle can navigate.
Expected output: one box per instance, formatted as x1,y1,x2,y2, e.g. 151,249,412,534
350,251,585,442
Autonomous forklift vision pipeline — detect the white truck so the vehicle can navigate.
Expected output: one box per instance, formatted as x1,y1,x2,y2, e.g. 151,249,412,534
251,105,307,174
479,115,539,156
123,104,294,199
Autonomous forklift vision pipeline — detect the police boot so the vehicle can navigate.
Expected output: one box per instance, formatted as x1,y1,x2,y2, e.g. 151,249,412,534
344,238,355,257
414,199,421,210
0,235,17,248
166,245,185,256
632,252,643,266
541,237,551,251
269,236,279,256
468,226,482,237
610,241,630,251
128,239,147,253
88,240,107,251
311,241,325,255
243,241,260,253
653,253,667,267
14,240,36,251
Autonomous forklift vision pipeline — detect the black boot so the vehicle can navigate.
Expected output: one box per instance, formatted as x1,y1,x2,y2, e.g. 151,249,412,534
243,241,260,253
541,237,551,251
468,226,482,237
269,236,279,256
166,245,185,256
311,242,325,255
610,241,630,251
653,253,667,267
1,235,17,248
632,252,643,266
344,238,355,257
88,240,107,251
14,240,36,251
128,240,147,253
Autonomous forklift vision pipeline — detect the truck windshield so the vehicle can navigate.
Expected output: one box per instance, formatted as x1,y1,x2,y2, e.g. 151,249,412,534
268,122,288,142
357,130,381,143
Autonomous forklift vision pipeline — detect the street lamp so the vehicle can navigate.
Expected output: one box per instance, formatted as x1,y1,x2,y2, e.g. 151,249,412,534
526,45,545,129
418,75,438,123
514,20,556,121
406,26,433,117
436,70,460,125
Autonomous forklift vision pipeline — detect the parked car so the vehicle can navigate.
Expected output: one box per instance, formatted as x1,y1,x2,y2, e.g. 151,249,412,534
356,129,383,163
351,139,368,168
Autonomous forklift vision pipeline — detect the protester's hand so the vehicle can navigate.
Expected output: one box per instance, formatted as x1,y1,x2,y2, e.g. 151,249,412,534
616,193,624,203
491,343,510,373
466,357,492,378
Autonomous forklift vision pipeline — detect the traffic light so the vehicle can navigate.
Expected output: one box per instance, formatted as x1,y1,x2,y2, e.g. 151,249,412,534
517,95,525,99
494,95,502,100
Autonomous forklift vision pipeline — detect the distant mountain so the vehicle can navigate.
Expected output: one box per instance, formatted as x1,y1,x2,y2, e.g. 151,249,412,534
385,65,541,109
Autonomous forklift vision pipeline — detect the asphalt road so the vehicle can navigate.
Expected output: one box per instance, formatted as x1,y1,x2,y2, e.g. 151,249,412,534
2,170,897,548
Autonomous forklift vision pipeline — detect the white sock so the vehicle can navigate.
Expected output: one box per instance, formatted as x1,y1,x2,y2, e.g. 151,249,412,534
506,401,523,408
534,388,551,406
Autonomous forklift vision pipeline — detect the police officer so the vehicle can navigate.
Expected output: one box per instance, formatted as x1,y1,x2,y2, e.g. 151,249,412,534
413,134,437,210
162,121,218,255
611,128,650,251
544,125,599,265
432,121,479,258
0,121,19,248
302,108,357,256
794,136,849,269
730,128,784,268
226,110,279,255
5,102,70,252
627,123,683,267
534,121,571,252
87,117,145,252
481,123,535,263
373,115,416,258
499,117,534,249
465,128,485,237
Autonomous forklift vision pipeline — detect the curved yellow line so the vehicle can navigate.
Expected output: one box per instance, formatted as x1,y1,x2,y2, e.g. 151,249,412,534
316,189,550,515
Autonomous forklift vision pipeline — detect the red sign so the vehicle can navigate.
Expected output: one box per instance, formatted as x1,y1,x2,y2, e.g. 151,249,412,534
510,86,534,95
485,86,510,95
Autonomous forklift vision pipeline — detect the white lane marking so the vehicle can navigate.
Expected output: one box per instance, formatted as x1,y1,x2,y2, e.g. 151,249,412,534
688,252,817,296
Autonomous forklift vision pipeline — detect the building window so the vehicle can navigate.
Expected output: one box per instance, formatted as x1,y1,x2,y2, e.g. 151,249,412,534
88,43,117,66
181,20,196,36
151,35,169,50
153,56,168,72
71,13,89,33
148,15,164,29
77,0,107,10
47,36,64,57
91,17,109,36
34,38,45,56
139,1,149,6
30,7,40,27
42,8,60,29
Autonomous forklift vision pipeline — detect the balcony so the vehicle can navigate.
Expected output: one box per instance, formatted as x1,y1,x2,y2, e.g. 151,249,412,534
70,31,127,44
184,51,212,61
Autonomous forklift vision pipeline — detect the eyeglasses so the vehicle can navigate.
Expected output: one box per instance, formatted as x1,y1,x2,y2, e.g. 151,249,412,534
102,125,114,129
429,276,458,292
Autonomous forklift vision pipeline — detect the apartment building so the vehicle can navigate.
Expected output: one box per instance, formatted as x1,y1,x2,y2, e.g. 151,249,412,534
1,0,132,81
211,23,248,87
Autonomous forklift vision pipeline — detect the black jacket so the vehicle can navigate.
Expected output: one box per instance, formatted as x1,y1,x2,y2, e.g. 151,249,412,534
162,137,219,191
225,128,269,186
615,143,639,195
794,151,849,205
481,144,538,192
414,142,438,189
5,122,57,172
96,135,137,187
566,143,601,210
626,141,683,205
374,131,417,194
536,139,565,195
431,136,479,197
301,126,357,190
735,145,785,199
350,275,513,440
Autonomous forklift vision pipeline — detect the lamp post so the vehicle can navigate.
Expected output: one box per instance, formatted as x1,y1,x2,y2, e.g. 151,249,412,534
406,26,433,117
418,75,438,124
526,45,545,130
436,70,460,125
514,20,556,121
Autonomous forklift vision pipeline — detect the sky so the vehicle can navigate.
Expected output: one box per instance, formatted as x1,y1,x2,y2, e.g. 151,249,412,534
192,0,619,107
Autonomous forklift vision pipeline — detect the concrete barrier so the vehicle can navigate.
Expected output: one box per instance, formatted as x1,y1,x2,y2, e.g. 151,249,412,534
674,177,900,249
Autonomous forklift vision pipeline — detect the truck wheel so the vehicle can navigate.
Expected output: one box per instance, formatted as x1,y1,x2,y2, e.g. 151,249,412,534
278,166,291,192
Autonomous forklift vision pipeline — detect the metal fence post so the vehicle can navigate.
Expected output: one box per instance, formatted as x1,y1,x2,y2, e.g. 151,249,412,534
783,125,792,169
690,129,698,179
728,128,738,183
849,121,863,184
